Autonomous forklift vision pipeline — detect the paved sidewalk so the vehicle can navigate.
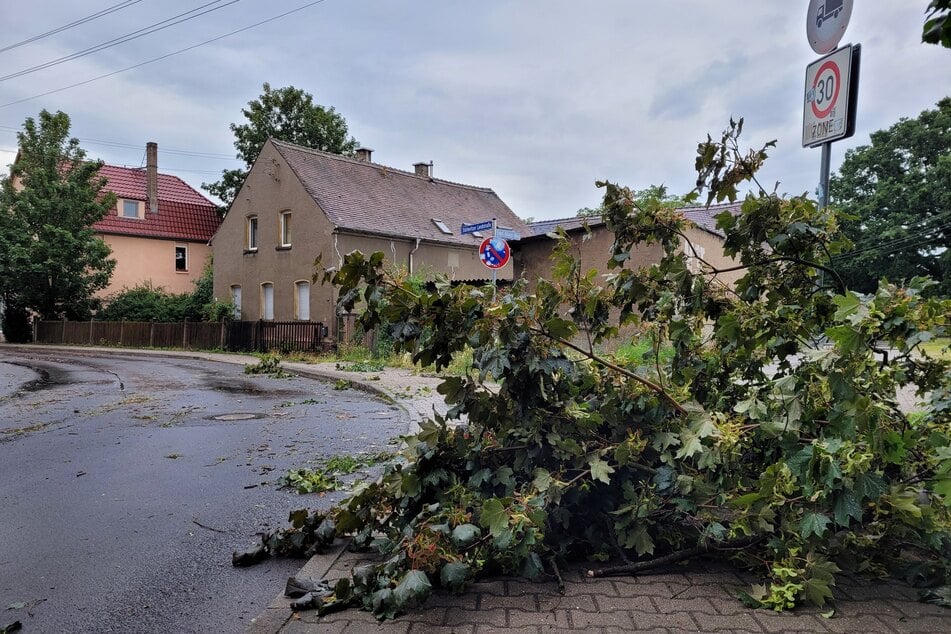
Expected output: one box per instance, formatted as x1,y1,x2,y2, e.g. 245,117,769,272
5,345,946,633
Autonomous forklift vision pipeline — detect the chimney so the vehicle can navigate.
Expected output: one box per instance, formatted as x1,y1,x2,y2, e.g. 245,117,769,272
355,147,373,162
146,141,158,214
413,161,433,177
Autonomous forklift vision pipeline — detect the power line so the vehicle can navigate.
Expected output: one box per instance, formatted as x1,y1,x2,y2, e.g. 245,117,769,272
0,0,146,55
0,0,328,109
0,126,238,161
834,221,951,260
0,0,240,84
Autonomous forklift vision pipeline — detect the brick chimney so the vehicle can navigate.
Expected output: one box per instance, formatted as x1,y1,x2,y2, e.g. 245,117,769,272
355,147,373,162
413,161,433,177
146,141,158,214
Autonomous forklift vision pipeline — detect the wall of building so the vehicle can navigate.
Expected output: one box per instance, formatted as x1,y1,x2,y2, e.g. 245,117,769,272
99,234,211,297
213,142,338,326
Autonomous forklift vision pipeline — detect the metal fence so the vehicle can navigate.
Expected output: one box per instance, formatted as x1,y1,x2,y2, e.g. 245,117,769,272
33,319,332,354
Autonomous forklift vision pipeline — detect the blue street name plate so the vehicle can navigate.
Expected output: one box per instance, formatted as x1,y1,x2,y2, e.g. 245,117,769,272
461,220,494,235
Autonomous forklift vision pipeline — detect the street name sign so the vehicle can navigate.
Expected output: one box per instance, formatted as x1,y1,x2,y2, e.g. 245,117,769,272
461,220,493,235
802,44,860,148
494,226,521,241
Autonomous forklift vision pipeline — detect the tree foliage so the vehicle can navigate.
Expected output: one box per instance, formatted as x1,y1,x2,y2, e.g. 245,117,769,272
577,185,687,217
98,261,232,322
0,110,115,334
203,83,358,211
247,121,950,619
830,98,951,296
924,0,951,47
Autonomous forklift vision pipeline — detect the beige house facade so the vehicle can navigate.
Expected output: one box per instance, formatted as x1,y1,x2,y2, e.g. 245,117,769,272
212,139,528,329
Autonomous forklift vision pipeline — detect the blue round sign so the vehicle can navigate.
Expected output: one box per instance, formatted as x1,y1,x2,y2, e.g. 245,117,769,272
479,237,510,269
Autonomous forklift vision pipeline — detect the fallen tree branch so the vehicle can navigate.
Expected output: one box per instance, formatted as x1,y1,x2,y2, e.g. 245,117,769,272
586,535,763,578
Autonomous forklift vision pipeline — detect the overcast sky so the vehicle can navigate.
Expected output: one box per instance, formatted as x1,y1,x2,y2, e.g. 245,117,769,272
1,1,948,221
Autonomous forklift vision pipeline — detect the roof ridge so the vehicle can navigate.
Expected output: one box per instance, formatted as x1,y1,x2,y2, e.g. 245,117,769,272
270,138,496,194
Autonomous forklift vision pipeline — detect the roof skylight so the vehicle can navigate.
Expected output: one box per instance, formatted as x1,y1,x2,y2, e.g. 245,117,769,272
432,218,452,235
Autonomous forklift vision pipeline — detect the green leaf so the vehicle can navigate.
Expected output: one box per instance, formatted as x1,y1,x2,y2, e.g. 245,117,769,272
799,512,832,539
521,552,544,580
439,562,470,593
589,458,615,484
832,490,863,528
532,468,553,492
918,586,951,608
480,498,508,537
393,570,431,609
825,325,862,354
803,577,834,607
450,523,481,547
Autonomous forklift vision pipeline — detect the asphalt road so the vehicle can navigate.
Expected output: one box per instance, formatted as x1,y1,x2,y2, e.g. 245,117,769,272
0,348,406,633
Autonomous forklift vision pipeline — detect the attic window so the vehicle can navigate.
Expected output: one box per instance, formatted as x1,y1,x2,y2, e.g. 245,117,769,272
432,218,452,235
120,199,143,219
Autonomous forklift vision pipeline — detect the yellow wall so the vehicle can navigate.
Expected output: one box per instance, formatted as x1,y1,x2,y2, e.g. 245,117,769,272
100,234,211,297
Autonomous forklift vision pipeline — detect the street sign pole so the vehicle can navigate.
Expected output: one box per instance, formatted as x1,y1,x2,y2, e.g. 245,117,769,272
818,142,831,208
491,218,497,299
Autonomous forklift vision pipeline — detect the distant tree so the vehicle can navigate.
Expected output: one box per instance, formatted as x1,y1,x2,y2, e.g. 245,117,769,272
923,0,951,47
99,261,234,322
0,110,115,335
829,98,951,296
204,83,358,212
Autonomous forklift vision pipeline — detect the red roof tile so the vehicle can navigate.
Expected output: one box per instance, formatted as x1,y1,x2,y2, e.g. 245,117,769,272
527,202,743,239
92,164,220,242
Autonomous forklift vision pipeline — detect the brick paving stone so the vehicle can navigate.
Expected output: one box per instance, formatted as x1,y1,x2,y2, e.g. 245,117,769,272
399,606,447,625
444,608,507,628
507,608,572,629
707,596,759,616
686,612,764,632
903,616,951,633
609,579,673,597
509,579,561,596
569,609,639,629
278,619,352,634
840,579,919,602
537,593,598,612
408,624,474,634
667,583,737,600
653,597,717,615
470,580,507,596
479,593,540,610
564,578,621,598
427,592,479,609
477,626,540,634
626,609,699,631
594,594,657,612
749,609,837,632
884,598,949,620
604,629,673,634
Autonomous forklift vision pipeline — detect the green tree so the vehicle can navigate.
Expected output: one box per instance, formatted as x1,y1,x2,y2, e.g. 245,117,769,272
830,98,951,296
577,185,687,217
924,0,951,47
0,110,115,333
203,83,358,211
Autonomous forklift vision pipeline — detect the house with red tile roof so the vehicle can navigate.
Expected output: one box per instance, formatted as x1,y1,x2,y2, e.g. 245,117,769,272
94,143,220,298
211,138,527,326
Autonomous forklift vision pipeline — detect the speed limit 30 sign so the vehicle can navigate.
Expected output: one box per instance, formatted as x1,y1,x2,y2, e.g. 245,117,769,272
802,44,860,147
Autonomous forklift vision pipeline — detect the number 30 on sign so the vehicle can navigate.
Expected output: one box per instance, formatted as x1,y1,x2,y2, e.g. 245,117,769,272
802,44,859,147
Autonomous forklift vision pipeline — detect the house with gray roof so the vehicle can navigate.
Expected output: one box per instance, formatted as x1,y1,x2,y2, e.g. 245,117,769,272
211,138,528,327
516,202,745,292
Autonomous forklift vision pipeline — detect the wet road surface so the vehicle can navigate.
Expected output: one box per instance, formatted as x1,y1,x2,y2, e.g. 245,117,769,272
0,348,406,633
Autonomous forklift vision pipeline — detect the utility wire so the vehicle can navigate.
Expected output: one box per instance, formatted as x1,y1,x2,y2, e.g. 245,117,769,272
0,0,146,55
0,0,240,83
0,0,328,109
835,221,951,260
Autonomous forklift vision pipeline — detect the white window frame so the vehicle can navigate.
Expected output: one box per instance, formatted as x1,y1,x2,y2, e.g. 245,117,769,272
175,244,188,272
294,280,310,321
121,199,142,219
247,215,258,251
230,285,242,319
279,210,292,248
261,282,274,320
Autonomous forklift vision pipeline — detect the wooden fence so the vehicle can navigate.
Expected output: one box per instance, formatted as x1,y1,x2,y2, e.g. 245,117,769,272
33,319,332,354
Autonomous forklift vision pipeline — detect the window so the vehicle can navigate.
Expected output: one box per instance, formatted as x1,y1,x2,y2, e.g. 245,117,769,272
175,245,187,272
261,283,274,320
295,281,310,321
230,285,242,319
280,211,292,247
121,199,141,219
247,216,258,251
431,218,452,235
